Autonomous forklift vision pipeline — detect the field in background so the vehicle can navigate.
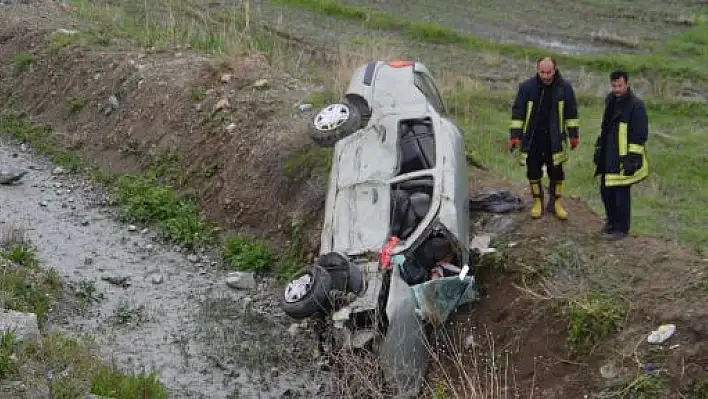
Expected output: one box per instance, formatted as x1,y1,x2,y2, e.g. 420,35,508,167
62,0,708,245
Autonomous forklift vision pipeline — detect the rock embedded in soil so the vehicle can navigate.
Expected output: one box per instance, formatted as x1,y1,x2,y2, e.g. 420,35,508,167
225,271,256,290
0,310,40,343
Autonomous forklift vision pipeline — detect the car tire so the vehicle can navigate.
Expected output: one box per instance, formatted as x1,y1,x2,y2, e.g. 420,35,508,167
309,102,362,147
280,265,333,319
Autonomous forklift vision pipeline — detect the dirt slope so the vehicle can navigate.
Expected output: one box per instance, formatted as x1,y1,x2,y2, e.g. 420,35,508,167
432,187,708,398
0,4,326,248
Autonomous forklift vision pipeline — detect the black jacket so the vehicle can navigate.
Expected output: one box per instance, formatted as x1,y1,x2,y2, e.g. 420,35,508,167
594,89,649,187
509,71,579,166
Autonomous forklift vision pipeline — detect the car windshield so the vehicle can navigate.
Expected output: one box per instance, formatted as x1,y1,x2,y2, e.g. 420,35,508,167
389,117,436,242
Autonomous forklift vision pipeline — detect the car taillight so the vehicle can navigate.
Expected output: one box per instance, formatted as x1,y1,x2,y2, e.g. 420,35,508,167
386,60,414,68
379,236,401,270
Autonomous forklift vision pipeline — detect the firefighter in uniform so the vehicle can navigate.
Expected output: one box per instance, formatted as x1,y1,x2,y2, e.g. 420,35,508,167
594,70,649,240
508,57,580,219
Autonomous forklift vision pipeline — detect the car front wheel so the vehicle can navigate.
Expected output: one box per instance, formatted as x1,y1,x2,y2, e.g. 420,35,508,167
280,265,333,319
309,102,362,147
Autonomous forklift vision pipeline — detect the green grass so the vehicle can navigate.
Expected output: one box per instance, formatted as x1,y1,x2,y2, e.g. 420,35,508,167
0,243,62,323
64,97,89,113
0,111,83,172
113,174,216,248
275,0,708,83
90,365,167,399
562,292,627,357
13,52,36,74
284,146,334,181
0,332,17,379
15,331,168,398
221,235,275,273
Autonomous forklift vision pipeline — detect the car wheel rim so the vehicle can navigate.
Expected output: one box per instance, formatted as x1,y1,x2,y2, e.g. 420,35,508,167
284,273,314,303
313,103,350,131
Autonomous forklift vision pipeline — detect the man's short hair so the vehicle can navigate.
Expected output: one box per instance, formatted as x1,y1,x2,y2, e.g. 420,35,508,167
536,56,556,68
610,70,629,82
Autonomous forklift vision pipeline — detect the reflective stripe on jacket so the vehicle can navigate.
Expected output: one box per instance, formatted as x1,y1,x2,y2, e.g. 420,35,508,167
509,71,579,166
595,90,649,187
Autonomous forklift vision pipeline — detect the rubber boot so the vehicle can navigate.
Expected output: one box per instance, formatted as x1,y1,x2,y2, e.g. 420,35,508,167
548,180,568,220
529,180,543,219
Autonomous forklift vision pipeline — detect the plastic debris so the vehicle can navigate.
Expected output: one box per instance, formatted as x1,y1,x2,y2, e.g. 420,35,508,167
469,188,523,213
647,324,676,344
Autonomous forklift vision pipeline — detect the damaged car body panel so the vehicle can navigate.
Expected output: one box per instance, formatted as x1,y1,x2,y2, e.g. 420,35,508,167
281,60,477,398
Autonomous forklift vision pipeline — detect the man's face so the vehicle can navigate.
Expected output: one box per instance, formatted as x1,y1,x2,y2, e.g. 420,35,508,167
611,77,629,97
537,60,555,85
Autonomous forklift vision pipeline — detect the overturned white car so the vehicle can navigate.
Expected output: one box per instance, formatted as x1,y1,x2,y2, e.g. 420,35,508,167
280,60,478,397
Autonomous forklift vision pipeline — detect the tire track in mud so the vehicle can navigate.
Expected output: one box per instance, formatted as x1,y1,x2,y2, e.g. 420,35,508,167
0,138,321,398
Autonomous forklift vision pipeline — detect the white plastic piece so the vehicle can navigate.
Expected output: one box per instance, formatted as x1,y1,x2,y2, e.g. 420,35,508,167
647,324,676,344
459,264,469,280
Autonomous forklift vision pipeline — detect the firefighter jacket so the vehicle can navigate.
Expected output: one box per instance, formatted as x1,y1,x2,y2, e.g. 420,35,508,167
594,89,649,187
509,71,579,166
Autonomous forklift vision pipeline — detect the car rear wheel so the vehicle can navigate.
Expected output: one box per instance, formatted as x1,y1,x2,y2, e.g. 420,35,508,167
309,102,362,147
280,265,333,319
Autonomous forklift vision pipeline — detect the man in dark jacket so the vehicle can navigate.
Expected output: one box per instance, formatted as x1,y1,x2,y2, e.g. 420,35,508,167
594,70,649,240
508,57,580,220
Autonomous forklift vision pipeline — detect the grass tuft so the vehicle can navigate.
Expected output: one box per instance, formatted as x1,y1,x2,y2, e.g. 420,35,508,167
221,235,275,273
563,292,627,357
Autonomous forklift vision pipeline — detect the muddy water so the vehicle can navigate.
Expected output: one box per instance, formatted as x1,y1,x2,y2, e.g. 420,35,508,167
0,138,321,398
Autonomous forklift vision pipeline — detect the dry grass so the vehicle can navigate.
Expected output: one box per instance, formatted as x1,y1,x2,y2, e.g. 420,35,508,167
0,223,27,249
424,326,527,399
317,323,527,398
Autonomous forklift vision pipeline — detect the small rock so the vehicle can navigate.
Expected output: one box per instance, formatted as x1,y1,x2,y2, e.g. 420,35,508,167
225,123,237,132
103,95,119,115
187,254,200,263
81,218,90,226
0,167,28,184
213,97,229,112
127,225,138,232
220,74,233,83
39,201,48,207
140,228,149,234
151,274,164,285
483,215,516,235
600,363,619,379
0,310,40,343
225,272,256,290
287,323,300,336
463,334,476,349
253,79,268,88
101,275,131,288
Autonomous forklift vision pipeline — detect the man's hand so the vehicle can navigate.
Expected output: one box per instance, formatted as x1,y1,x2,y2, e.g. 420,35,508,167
623,154,642,175
570,136,579,150
507,137,520,151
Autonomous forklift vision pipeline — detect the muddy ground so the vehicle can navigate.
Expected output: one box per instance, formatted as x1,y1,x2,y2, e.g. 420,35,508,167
0,140,322,398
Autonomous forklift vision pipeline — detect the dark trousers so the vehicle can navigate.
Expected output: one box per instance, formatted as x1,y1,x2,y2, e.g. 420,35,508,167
526,132,564,181
600,178,631,233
